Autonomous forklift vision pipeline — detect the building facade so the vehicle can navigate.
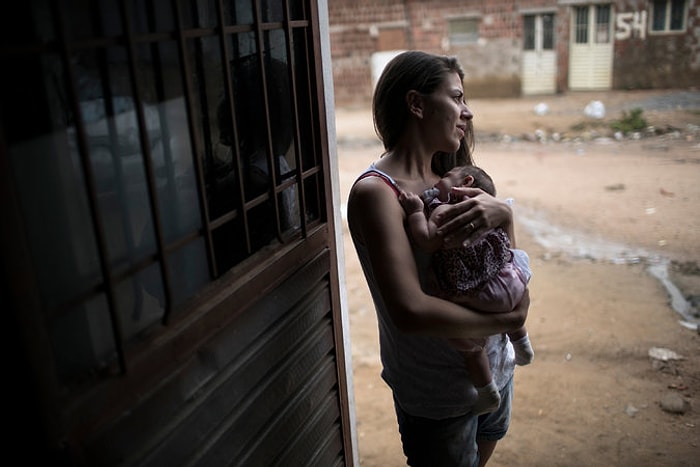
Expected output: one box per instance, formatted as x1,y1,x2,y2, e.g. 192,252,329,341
329,0,700,104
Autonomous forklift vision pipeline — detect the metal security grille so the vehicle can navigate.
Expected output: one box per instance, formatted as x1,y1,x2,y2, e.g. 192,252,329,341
1,0,327,388
523,13,554,51
574,6,589,44
595,4,611,43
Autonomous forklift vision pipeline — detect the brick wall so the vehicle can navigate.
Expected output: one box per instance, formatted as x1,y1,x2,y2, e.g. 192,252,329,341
328,0,532,105
612,0,700,89
328,0,700,106
555,4,570,92
328,0,406,105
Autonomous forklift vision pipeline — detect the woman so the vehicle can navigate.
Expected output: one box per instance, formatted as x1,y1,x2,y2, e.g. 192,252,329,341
347,51,530,466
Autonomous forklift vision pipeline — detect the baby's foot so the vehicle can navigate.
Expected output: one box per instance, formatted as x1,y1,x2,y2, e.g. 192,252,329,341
512,335,535,366
472,380,501,416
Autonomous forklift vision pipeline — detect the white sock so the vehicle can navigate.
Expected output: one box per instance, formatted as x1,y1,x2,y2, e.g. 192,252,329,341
471,380,501,416
512,334,535,366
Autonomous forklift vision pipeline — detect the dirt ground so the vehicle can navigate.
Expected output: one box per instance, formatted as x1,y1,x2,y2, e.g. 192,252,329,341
335,89,700,466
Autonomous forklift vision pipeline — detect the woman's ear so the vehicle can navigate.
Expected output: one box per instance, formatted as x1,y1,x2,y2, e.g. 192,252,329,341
406,90,424,118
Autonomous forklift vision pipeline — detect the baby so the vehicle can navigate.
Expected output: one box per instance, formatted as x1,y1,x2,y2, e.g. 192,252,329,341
400,165,534,415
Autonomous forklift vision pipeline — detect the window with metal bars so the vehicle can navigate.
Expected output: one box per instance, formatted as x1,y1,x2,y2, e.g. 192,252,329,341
595,5,611,43
523,13,554,51
523,15,536,50
542,14,554,50
574,6,589,44
574,4,611,45
1,0,326,387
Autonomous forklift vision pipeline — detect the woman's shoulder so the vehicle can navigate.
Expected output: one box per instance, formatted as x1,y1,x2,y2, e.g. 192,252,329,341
349,167,401,207
353,165,400,194
348,166,406,237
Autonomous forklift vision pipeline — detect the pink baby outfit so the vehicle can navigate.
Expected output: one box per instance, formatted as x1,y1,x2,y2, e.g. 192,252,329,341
425,195,530,313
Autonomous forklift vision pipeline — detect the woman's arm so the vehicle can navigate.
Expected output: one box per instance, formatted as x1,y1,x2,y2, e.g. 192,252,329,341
348,177,527,338
433,186,516,249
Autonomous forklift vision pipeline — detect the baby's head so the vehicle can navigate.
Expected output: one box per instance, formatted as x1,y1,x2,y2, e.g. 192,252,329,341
436,165,496,201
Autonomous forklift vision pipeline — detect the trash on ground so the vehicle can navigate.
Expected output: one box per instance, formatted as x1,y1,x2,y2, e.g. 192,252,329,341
660,392,691,414
534,102,549,116
648,347,685,361
584,100,606,119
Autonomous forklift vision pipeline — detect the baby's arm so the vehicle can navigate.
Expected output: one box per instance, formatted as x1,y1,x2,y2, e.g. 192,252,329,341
399,192,443,253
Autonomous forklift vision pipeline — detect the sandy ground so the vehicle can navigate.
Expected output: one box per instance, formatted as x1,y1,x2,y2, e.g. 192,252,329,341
335,89,700,466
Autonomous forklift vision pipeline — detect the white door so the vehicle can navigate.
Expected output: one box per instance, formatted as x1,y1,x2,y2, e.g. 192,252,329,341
569,4,613,90
522,13,557,95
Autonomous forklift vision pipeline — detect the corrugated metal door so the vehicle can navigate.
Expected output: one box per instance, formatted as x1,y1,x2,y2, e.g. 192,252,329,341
569,3,613,90
1,0,354,465
522,12,557,95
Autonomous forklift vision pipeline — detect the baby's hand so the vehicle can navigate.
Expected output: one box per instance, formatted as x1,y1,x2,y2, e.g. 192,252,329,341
399,191,424,215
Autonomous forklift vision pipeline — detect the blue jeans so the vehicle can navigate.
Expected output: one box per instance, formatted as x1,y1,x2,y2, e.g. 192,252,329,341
394,377,513,467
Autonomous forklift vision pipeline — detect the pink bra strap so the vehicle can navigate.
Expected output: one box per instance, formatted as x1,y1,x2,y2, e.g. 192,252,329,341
355,169,400,196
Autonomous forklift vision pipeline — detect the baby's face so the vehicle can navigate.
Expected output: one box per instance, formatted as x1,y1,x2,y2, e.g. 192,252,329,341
436,169,474,202
445,168,474,187
436,169,463,201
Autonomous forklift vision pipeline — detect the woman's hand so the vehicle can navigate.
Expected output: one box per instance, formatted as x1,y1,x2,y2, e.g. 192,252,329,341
433,187,513,249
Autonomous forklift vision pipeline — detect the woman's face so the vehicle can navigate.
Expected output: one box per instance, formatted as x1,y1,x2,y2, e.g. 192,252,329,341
422,72,473,153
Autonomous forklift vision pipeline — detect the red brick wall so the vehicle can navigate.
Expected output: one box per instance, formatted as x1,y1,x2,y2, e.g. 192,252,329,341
328,0,406,105
328,0,700,105
329,0,533,105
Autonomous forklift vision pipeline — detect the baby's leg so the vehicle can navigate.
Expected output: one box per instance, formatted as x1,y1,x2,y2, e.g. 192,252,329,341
460,346,491,387
460,347,501,416
508,326,534,366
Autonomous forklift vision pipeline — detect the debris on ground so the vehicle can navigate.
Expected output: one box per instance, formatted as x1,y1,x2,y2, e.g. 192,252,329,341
660,392,691,414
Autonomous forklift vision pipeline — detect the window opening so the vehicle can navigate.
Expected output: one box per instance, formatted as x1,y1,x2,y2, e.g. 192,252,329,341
651,0,687,32
574,6,589,44
523,16,535,50
542,14,554,50
523,14,554,51
595,5,611,43
448,17,480,46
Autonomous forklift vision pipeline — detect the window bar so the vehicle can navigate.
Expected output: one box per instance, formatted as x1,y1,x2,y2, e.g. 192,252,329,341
596,5,610,44
308,2,327,218
301,55,321,179
118,0,174,320
51,0,128,373
575,6,588,44
215,0,254,259
171,0,220,278
144,1,184,238
299,15,319,168
91,3,148,314
189,6,216,171
305,2,323,171
253,0,285,242
283,2,308,236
